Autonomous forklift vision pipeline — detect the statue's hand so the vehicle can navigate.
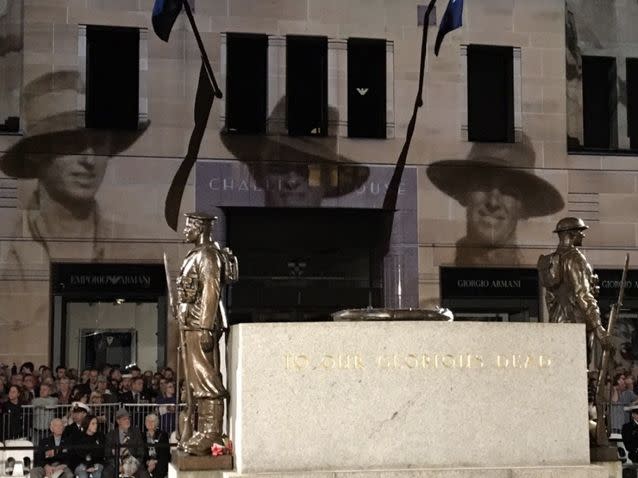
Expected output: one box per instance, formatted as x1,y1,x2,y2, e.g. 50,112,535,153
201,330,215,353
177,304,189,326
600,335,615,352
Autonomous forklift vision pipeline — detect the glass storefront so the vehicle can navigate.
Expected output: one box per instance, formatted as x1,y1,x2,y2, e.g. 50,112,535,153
51,263,167,370
440,267,540,323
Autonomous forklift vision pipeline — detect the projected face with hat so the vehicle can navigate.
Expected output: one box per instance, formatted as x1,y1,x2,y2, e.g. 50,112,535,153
221,98,369,207
427,135,564,264
0,71,147,235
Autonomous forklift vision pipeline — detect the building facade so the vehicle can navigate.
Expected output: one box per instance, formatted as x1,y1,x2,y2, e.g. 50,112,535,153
1,0,637,372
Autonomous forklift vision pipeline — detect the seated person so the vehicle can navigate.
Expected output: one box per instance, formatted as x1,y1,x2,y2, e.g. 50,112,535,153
62,401,89,442
104,408,149,478
143,414,169,478
30,418,74,478
74,414,105,478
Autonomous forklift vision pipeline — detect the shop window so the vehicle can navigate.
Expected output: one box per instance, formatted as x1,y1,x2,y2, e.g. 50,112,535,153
0,0,22,133
626,58,638,150
225,33,268,134
347,38,386,139
582,55,617,149
85,25,140,130
286,35,328,136
466,44,515,143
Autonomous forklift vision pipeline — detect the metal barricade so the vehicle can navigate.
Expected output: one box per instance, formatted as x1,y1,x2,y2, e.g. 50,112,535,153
18,403,122,444
4,401,183,456
120,403,180,436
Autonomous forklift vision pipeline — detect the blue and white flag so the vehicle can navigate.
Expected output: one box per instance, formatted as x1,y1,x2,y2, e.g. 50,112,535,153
434,0,464,56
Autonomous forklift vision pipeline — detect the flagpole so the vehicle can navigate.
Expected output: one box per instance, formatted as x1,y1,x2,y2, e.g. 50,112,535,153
382,0,436,212
181,0,223,98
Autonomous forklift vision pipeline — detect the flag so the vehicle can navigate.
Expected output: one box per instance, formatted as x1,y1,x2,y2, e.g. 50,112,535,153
152,0,182,42
434,0,464,56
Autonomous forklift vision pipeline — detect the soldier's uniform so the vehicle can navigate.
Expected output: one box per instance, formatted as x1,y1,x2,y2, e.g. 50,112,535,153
175,213,237,455
545,246,603,334
177,243,228,400
538,217,607,364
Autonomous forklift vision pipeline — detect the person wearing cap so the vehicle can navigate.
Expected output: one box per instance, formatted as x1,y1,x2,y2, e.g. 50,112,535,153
62,401,90,444
427,136,564,266
174,212,236,455
538,217,613,362
103,408,148,478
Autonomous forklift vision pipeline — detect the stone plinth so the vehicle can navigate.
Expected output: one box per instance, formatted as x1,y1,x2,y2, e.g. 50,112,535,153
227,322,590,474
171,450,233,471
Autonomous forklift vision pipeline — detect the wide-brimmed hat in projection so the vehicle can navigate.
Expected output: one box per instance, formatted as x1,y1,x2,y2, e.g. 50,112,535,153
426,135,564,217
220,97,369,199
0,71,148,179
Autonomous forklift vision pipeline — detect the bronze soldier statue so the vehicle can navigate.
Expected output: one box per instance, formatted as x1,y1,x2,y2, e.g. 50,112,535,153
175,212,238,455
538,217,613,362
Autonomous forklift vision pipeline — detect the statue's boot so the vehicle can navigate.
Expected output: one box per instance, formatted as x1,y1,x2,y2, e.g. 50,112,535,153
177,407,194,451
181,399,225,455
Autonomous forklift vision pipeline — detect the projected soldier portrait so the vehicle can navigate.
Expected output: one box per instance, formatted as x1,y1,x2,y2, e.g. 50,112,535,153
427,136,564,266
0,72,148,270
221,98,369,207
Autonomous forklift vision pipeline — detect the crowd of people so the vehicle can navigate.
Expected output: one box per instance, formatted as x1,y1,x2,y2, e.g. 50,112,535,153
0,362,179,478
610,370,638,434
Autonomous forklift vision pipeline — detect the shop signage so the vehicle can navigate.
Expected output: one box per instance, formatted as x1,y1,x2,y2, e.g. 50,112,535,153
52,263,166,295
596,269,638,299
440,267,539,299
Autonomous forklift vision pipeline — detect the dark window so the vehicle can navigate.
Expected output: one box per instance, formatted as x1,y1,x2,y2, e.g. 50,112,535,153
227,207,386,324
86,25,139,130
286,35,328,136
582,56,617,149
467,44,514,142
626,58,638,150
225,33,268,134
347,38,386,139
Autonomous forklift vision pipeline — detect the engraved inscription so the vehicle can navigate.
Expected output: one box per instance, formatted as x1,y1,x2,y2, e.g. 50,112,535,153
284,352,551,371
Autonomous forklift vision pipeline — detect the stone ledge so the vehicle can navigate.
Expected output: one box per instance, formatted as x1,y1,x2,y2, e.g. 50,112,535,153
170,465,610,478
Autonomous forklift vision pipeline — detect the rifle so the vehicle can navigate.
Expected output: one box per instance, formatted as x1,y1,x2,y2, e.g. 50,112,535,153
163,252,194,442
595,253,630,446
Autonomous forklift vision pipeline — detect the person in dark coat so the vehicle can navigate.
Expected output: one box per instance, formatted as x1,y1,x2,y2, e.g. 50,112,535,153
1,385,25,440
73,414,105,478
29,418,74,478
62,401,89,445
622,407,638,463
143,414,170,478
103,408,149,478
118,377,151,404
119,377,152,432
154,381,177,436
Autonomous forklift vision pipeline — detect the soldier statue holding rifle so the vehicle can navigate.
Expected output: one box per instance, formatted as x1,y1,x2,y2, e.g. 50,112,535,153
164,212,238,456
538,216,629,450
538,217,613,357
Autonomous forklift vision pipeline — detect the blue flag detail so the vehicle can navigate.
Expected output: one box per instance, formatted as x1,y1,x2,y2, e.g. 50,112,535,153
434,0,463,56
152,0,183,42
